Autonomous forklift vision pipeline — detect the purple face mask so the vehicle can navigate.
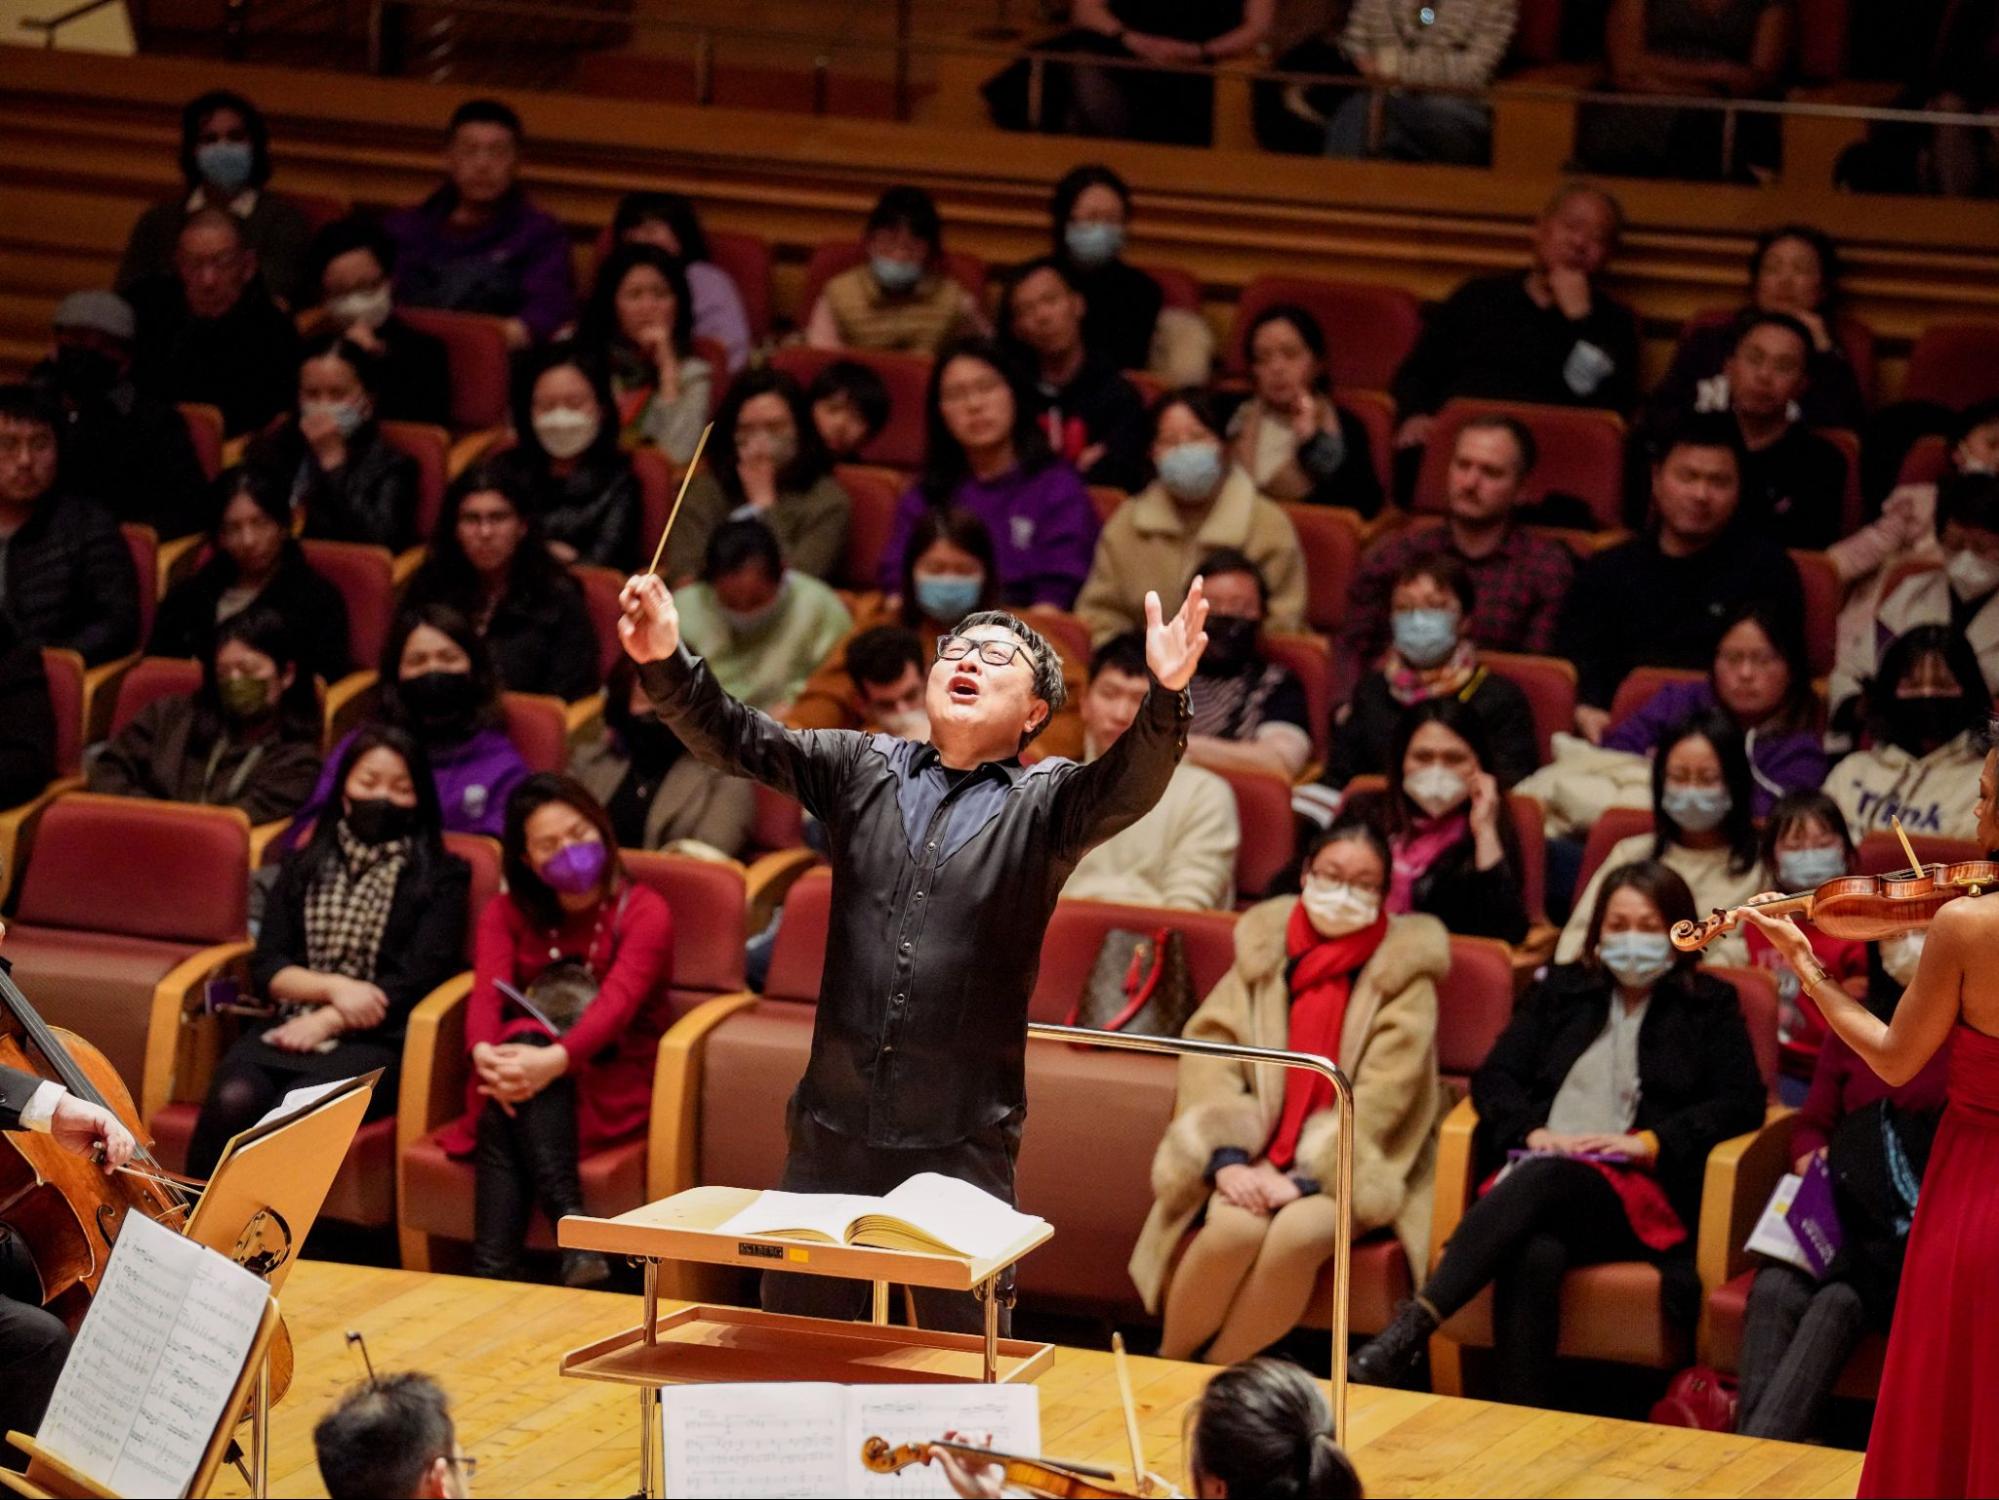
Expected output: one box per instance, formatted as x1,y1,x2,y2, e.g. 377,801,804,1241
541,838,608,895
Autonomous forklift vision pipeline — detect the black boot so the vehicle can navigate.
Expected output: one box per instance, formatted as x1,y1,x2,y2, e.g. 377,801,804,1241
1349,1298,1439,1388
560,1250,613,1288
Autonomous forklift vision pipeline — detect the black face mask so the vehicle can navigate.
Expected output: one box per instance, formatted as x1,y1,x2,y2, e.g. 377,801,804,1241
1887,695,1968,755
53,345,120,398
343,796,415,845
1201,615,1260,673
399,669,479,735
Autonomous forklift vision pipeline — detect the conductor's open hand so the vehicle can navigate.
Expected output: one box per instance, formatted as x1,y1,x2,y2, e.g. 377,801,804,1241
1145,576,1210,693
619,574,681,664
51,1095,134,1174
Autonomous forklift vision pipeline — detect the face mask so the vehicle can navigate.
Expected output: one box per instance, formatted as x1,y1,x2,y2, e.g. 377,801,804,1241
1404,764,1469,818
1064,220,1126,268
53,345,119,396
1156,441,1225,502
343,796,414,845
195,140,254,194
1599,930,1675,990
869,256,922,295
739,430,798,468
721,589,786,637
1961,456,1998,478
1880,929,1926,986
218,674,273,719
1888,696,1966,755
532,407,598,460
1777,844,1847,890
400,669,479,732
1391,608,1459,669
1661,783,1731,834
1203,615,1260,671
326,284,393,331
1946,546,1999,601
913,573,983,625
302,399,367,439
1300,877,1381,939
540,838,608,895
878,705,930,741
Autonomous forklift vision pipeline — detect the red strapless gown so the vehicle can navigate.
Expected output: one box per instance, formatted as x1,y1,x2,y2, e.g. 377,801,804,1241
1859,1024,1999,1498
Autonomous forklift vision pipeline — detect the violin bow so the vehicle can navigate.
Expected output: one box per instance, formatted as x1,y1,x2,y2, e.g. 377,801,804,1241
644,422,714,578
1891,816,1924,877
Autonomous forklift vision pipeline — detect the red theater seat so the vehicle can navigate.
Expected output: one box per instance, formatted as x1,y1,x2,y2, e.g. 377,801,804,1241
773,349,933,471
831,463,908,591
397,308,513,431
1414,400,1628,530
1902,321,1999,409
1226,276,1422,394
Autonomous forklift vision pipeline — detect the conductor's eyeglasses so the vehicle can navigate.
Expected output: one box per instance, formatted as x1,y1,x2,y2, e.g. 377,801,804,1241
937,634,1030,670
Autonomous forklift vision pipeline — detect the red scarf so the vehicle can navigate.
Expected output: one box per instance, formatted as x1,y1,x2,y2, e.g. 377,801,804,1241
1266,902,1389,1169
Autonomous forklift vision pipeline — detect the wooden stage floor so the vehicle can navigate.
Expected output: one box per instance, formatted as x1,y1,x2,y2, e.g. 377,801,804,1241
213,1262,1864,1498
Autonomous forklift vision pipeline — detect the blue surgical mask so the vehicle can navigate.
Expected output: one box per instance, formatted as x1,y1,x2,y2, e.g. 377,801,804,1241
1599,931,1675,990
1662,783,1732,834
1156,441,1225,502
1391,608,1459,669
195,140,255,194
721,584,787,637
1777,844,1847,890
1064,221,1125,268
301,398,367,439
870,256,923,294
914,572,983,625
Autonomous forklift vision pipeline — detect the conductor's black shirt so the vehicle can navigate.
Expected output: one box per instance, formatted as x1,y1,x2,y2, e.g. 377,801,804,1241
640,645,1189,1148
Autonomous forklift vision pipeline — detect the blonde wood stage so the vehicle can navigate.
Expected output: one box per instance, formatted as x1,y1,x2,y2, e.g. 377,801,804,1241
209,1262,1863,1499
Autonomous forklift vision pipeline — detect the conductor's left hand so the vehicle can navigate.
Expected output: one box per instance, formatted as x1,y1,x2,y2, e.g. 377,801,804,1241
619,574,681,664
1145,576,1210,693
51,1095,134,1174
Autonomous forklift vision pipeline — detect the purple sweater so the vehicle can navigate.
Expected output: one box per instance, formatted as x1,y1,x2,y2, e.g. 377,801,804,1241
385,186,576,342
1602,678,1829,819
877,462,1099,610
282,726,530,851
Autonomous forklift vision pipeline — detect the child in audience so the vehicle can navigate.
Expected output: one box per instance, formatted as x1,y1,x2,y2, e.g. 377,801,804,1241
492,342,640,570
806,359,891,462
575,244,713,464
1229,304,1382,516
609,190,753,372
804,187,987,356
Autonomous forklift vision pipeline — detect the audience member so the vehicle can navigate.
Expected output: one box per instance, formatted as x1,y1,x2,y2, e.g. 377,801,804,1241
1132,816,1444,1362
1230,305,1383,516
610,191,753,372
1391,185,1637,461
186,725,469,1176
1557,710,1767,965
385,99,575,348
151,465,352,685
30,291,207,540
314,1371,469,1500
1062,634,1239,910
1350,860,1764,1405
286,604,531,843
1077,390,1305,644
1351,697,1532,942
842,627,932,740
0,612,54,812
89,605,322,823
575,244,712,463
0,384,139,667
129,207,301,437
1185,550,1314,783
1322,0,1517,163
1046,164,1212,384
1650,226,1867,432
806,359,891,462
404,460,600,701
436,775,672,1286
1324,555,1539,792
803,187,987,355
1336,416,1573,696
1000,256,1150,491
571,656,755,857
492,343,640,570
674,519,852,714
1601,600,1827,816
303,214,452,428
1559,415,1802,735
244,333,420,550
877,338,1098,609
116,90,312,309
1824,624,1991,842
663,368,850,583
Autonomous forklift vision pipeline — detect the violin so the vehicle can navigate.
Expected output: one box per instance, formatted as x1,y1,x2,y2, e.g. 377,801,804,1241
1671,858,1999,952
860,1437,1147,1499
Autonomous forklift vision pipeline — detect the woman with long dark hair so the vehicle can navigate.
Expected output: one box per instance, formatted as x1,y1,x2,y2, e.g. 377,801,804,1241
608,190,752,372
1229,304,1382,515
575,243,712,463
493,342,640,569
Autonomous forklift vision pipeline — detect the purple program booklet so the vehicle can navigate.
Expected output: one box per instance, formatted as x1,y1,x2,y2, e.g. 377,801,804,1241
1785,1154,1846,1278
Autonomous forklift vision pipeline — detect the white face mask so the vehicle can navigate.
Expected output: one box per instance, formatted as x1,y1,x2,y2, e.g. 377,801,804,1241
326,284,393,331
877,705,930,742
1946,546,1999,602
1300,876,1381,939
1880,929,1926,986
1404,764,1469,818
533,407,598,460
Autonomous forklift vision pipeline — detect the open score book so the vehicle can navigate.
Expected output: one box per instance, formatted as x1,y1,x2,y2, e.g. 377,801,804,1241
714,1172,1045,1257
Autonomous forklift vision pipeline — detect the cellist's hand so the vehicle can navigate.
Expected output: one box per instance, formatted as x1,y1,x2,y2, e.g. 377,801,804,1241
931,1433,1003,1499
50,1094,135,1174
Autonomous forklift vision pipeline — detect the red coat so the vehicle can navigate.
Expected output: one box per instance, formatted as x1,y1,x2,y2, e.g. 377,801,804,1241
436,879,675,1156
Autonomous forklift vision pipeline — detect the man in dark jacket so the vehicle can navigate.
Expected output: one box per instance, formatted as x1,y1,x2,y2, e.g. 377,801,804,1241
1003,257,1151,492
0,612,54,810
0,386,140,668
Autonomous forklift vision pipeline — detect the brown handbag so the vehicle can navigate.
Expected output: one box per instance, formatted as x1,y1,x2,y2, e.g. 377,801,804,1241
1068,928,1197,1038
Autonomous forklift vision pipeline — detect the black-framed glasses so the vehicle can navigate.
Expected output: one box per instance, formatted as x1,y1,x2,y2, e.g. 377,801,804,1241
937,634,1029,670
447,1452,479,1483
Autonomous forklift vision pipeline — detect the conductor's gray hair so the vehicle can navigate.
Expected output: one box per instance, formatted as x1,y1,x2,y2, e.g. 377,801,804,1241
956,609,1067,746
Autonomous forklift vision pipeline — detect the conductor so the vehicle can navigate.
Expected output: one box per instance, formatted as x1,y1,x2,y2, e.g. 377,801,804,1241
619,572,1208,1329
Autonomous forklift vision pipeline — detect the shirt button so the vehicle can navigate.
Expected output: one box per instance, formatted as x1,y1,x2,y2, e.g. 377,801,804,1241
914,890,924,900
926,841,936,852
900,940,911,952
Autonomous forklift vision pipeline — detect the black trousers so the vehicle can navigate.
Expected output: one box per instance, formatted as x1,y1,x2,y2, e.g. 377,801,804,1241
471,1077,585,1279
186,1026,399,1179
1420,1156,1652,1408
760,1103,1023,1335
0,1234,70,1468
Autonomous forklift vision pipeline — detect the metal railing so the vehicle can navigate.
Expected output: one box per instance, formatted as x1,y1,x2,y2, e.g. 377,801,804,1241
20,0,124,46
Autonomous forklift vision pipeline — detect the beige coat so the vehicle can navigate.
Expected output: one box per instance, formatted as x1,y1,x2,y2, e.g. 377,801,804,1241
1127,902,1449,1312
570,737,756,858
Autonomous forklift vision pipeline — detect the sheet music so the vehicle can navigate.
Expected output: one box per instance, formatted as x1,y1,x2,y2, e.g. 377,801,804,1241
252,1076,352,1131
663,1383,846,1497
36,1213,268,1497
846,1384,1040,1499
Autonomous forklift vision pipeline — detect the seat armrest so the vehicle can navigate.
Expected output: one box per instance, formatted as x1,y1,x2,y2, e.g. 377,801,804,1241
81,655,139,742
447,429,505,478
247,819,290,869
743,849,823,938
396,974,475,1161
565,693,606,745
1695,1105,1797,1359
323,671,380,747
157,532,206,597
646,993,759,1201
0,777,84,911
143,939,257,1126
392,547,428,591
1428,1095,1480,1273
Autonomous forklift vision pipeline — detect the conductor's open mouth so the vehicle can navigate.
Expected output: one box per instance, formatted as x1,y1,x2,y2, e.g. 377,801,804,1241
947,673,980,702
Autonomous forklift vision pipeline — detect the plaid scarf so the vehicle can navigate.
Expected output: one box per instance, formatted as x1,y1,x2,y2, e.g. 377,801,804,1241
302,825,411,982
